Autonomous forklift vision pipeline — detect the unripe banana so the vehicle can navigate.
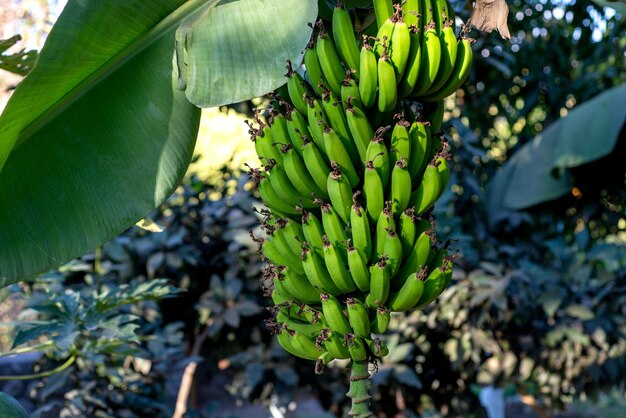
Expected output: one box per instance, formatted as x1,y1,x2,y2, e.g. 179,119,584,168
393,224,434,289
345,97,374,161
383,229,403,277
301,136,332,197
305,94,330,154
358,37,378,109
398,207,417,256
350,191,373,262
302,245,343,294
377,44,398,113
368,337,389,357
374,202,395,258
322,236,357,293
365,126,391,186
304,38,327,97
412,0,441,96
301,208,326,256
277,309,324,337
435,155,450,200
346,297,370,337
277,328,320,360
373,0,394,29
429,100,445,133
280,266,320,304
387,6,412,79
268,161,315,209
398,27,422,98
333,1,361,78
344,333,368,361
323,127,360,188
364,161,385,223
327,162,354,224
275,218,304,261
387,267,427,311
401,0,421,27
253,123,282,166
257,176,299,217
413,262,446,308
410,162,442,215
286,60,312,116
270,111,292,148
272,288,291,305
426,22,458,94
371,305,391,334
321,293,352,335
391,166,412,220
341,71,363,111
319,328,351,359
407,121,432,179
317,199,348,251
368,256,390,306
320,87,360,166
316,21,345,96
291,329,324,359
421,36,473,102
280,144,327,200
285,108,311,157
390,116,411,168
347,240,371,291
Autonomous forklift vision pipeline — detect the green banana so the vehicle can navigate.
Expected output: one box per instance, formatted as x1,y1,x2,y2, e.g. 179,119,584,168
344,333,368,361
407,121,431,179
393,223,434,289
316,21,345,96
276,309,324,337
341,71,363,111
426,22,458,94
281,144,327,200
350,191,373,262
398,26,422,98
373,0,394,29
291,329,324,359
285,107,311,157
272,288,291,305
346,297,370,337
411,0,441,96
268,161,315,209
302,245,343,294
286,60,312,116
347,240,371,292
279,266,319,304
435,155,450,200
323,127,360,188
305,93,330,154
390,117,411,169
364,161,385,223
388,6,412,79
365,126,391,186
320,87,360,166
368,256,390,306
422,36,474,102
252,122,282,166
371,305,390,334
374,202,395,258
319,329,351,359
345,97,375,162
358,36,378,109
301,208,326,256
377,44,398,113
410,162,442,215
332,1,361,78
398,207,417,256
390,159,412,216
318,199,348,250
277,329,320,360
322,236,357,293
383,229,403,277
368,337,389,357
257,176,299,217
429,100,444,133
327,162,354,224
386,267,427,311
321,293,352,335
304,35,327,97
401,0,421,27
301,136,332,197
413,263,445,308
275,218,305,261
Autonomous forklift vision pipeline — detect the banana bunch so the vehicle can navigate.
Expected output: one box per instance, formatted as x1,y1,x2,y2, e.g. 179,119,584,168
249,1,470,414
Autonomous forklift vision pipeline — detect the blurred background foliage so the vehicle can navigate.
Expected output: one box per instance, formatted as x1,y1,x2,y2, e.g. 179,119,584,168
0,0,625,417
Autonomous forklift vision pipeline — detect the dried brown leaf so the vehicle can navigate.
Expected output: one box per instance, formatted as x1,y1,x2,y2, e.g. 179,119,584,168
469,0,511,39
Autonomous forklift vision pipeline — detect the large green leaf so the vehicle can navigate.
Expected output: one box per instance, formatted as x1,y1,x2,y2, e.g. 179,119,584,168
0,0,221,285
486,83,626,214
178,0,318,107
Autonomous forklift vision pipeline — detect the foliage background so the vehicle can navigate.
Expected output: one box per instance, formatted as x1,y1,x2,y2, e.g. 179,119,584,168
0,0,625,417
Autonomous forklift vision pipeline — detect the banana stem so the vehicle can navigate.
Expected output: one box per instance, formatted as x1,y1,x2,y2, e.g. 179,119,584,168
346,360,374,417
